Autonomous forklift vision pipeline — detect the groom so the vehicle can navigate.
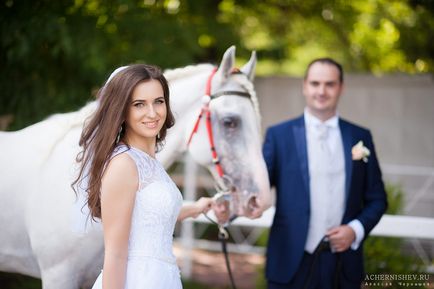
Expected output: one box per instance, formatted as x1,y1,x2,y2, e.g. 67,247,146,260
262,58,387,289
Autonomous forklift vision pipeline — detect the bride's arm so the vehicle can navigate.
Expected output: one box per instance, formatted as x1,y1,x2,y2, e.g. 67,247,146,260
177,197,213,222
100,154,137,289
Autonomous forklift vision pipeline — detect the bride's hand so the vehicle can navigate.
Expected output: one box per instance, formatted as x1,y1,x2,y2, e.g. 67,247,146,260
212,200,230,224
192,197,213,218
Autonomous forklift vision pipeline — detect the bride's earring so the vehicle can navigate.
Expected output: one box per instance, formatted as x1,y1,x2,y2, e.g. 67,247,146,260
116,125,123,144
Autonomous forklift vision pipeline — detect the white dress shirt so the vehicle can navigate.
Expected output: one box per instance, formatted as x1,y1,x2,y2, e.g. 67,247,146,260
304,109,364,253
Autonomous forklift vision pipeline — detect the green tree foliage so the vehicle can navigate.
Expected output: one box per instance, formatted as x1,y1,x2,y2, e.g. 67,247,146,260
221,0,434,75
0,0,239,129
1,0,433,129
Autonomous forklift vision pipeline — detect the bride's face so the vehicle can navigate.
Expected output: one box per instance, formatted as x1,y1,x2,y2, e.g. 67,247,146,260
125,80,167,145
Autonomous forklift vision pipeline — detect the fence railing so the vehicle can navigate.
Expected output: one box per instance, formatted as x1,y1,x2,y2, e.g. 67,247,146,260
176,207,434,278
176,156,434,278
190,207,434,240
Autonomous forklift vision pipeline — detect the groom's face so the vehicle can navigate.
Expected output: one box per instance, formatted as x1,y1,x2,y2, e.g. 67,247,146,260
303,62,343,119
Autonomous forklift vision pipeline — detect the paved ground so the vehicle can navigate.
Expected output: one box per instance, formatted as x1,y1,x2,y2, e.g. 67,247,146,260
174,245,265,289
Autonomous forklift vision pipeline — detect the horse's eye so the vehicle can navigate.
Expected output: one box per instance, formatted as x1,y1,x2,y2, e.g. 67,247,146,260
222,116,240,130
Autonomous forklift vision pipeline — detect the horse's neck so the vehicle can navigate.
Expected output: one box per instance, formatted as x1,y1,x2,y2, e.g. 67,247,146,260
157,65,214,168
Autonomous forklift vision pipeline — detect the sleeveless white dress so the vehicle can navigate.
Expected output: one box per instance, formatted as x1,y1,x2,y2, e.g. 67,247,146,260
92,145,183,289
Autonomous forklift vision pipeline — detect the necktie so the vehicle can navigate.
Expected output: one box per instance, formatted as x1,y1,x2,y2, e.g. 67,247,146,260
316,124,331,167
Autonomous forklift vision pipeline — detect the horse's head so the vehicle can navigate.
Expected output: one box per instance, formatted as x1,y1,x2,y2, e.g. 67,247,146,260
186,46,271,223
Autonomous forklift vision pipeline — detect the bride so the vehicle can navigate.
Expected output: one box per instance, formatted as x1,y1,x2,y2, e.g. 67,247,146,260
73,64,213,289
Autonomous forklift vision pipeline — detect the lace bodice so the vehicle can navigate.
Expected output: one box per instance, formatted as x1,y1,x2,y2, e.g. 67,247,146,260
112,145,183,264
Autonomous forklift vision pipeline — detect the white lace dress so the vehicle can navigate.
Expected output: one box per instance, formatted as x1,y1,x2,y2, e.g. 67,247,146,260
92,145,183,289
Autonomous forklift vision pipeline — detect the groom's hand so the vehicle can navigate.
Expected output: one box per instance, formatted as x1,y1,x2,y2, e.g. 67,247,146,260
326,225,355,252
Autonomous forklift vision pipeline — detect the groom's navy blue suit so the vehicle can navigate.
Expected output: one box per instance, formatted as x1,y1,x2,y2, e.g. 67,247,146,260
263,115,387,287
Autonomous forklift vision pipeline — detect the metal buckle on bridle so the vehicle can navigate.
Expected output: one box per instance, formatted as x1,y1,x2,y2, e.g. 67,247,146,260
218,225,229,240
213,174,241,223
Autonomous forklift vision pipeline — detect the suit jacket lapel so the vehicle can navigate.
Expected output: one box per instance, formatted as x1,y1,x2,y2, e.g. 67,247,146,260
339,119,353,198
293,116,310,195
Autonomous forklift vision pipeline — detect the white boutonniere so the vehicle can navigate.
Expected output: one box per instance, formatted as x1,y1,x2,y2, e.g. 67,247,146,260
352,141,370,163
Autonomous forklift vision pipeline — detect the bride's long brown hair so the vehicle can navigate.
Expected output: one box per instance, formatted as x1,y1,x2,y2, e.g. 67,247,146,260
72,64,175,219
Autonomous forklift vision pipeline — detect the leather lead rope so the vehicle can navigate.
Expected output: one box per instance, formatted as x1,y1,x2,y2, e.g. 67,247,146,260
204,213,238,289
219,227,237,289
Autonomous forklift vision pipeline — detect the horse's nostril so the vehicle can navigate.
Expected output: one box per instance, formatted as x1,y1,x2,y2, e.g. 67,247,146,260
247,195,258,210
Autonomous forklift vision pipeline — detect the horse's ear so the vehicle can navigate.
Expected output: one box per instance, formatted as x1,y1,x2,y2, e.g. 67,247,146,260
240,51,257,82
216,45,236,81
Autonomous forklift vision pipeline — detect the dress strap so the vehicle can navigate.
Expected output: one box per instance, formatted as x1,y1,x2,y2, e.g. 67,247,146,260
112,145,158,191
111,144,130,159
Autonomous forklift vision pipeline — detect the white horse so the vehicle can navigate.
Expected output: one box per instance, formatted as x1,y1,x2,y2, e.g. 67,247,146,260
0,46,271,288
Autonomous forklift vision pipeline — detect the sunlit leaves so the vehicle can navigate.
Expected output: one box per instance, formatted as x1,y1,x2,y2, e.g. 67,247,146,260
221,0,433,75
198,34,215,48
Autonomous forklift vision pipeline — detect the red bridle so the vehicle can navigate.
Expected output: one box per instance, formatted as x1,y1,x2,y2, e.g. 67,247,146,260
186,67,251,179
187,67,224,177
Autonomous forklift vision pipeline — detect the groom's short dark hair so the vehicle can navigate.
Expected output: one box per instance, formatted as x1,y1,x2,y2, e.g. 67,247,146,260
305,58,344,83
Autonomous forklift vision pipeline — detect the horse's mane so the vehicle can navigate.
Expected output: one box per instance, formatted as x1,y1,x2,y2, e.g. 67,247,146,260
232,74,261,126
45,100,97,128
164,63,261,123
164,63,214,82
